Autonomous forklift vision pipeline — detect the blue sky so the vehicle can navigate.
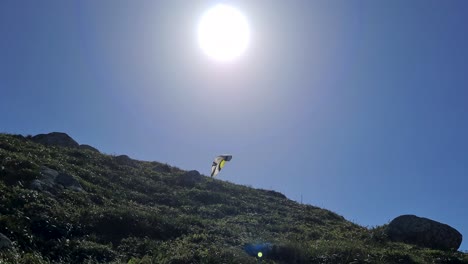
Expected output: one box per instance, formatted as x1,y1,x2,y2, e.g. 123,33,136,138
1,1,468,250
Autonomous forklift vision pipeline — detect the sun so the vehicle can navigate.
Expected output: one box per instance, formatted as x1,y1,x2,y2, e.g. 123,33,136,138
197,4,250,62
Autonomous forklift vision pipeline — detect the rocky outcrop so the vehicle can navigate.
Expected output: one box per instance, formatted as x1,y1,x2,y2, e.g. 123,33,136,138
31,132,79,148
79,144,100,153
115,155,135,166
152,162,172,173
29,166,58,191
29,166,83,193
177,170,202,187
30,132,99,153
0,233,12,250
263,189,287,199
55,172,84,192
387,214,462,251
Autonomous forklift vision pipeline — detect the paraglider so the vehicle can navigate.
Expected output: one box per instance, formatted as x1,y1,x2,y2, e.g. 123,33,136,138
211,155,232,177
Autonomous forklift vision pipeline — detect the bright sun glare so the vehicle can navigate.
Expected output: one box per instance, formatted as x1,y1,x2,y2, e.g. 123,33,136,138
197,4,250,62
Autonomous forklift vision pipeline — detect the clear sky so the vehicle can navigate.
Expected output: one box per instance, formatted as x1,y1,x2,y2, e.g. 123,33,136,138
1,0,468,250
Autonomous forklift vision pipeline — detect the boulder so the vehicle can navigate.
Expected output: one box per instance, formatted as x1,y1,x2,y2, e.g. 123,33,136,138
178,170,202,187
31,132,79,148
29,166,83,192
115,155,134,166
29,179,45,192
0,233,12,249
263,189,287,199
40,166,59,184
152,163,172,173
387,215,462,250
55,172,84,192
30,166,58,191
79,144,99,153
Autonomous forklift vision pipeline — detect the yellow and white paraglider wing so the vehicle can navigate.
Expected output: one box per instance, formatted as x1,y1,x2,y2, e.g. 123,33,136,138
210,155,232,177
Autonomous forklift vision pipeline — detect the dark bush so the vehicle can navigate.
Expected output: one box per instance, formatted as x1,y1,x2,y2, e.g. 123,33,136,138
31,218,68,240
69,240,116,263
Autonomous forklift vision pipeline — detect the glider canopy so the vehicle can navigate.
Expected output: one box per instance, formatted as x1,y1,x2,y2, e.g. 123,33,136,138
211,155,232,177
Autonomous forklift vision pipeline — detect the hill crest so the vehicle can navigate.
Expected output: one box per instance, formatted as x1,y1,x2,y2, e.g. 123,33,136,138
0,132,466,263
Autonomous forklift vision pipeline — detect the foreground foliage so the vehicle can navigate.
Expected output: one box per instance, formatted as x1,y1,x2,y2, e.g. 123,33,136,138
0,133,467,263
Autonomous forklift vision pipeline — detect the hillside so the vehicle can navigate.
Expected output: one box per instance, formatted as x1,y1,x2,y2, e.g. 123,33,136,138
0,133,467,264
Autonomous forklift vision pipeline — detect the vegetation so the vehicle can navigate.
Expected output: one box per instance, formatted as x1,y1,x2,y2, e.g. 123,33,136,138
0,133,467,263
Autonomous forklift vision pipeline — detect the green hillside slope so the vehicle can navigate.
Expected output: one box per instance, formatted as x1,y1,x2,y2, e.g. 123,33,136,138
0,133,466,264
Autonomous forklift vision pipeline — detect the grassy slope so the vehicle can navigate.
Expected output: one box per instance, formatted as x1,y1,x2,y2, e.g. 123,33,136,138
0,133,466,264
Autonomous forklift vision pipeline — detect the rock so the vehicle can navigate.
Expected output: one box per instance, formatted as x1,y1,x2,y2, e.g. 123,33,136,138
0,233,12,249
29,166,83,192
387,214,462,250
31,132,79,148
152,163,172,173
263,189,287,199
115,155,135,166
40,166,59,184
184,170,201,178
29,179,44,191
178,170,202,187
55,172,83,192
29,166,58,191
79,144,99,153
